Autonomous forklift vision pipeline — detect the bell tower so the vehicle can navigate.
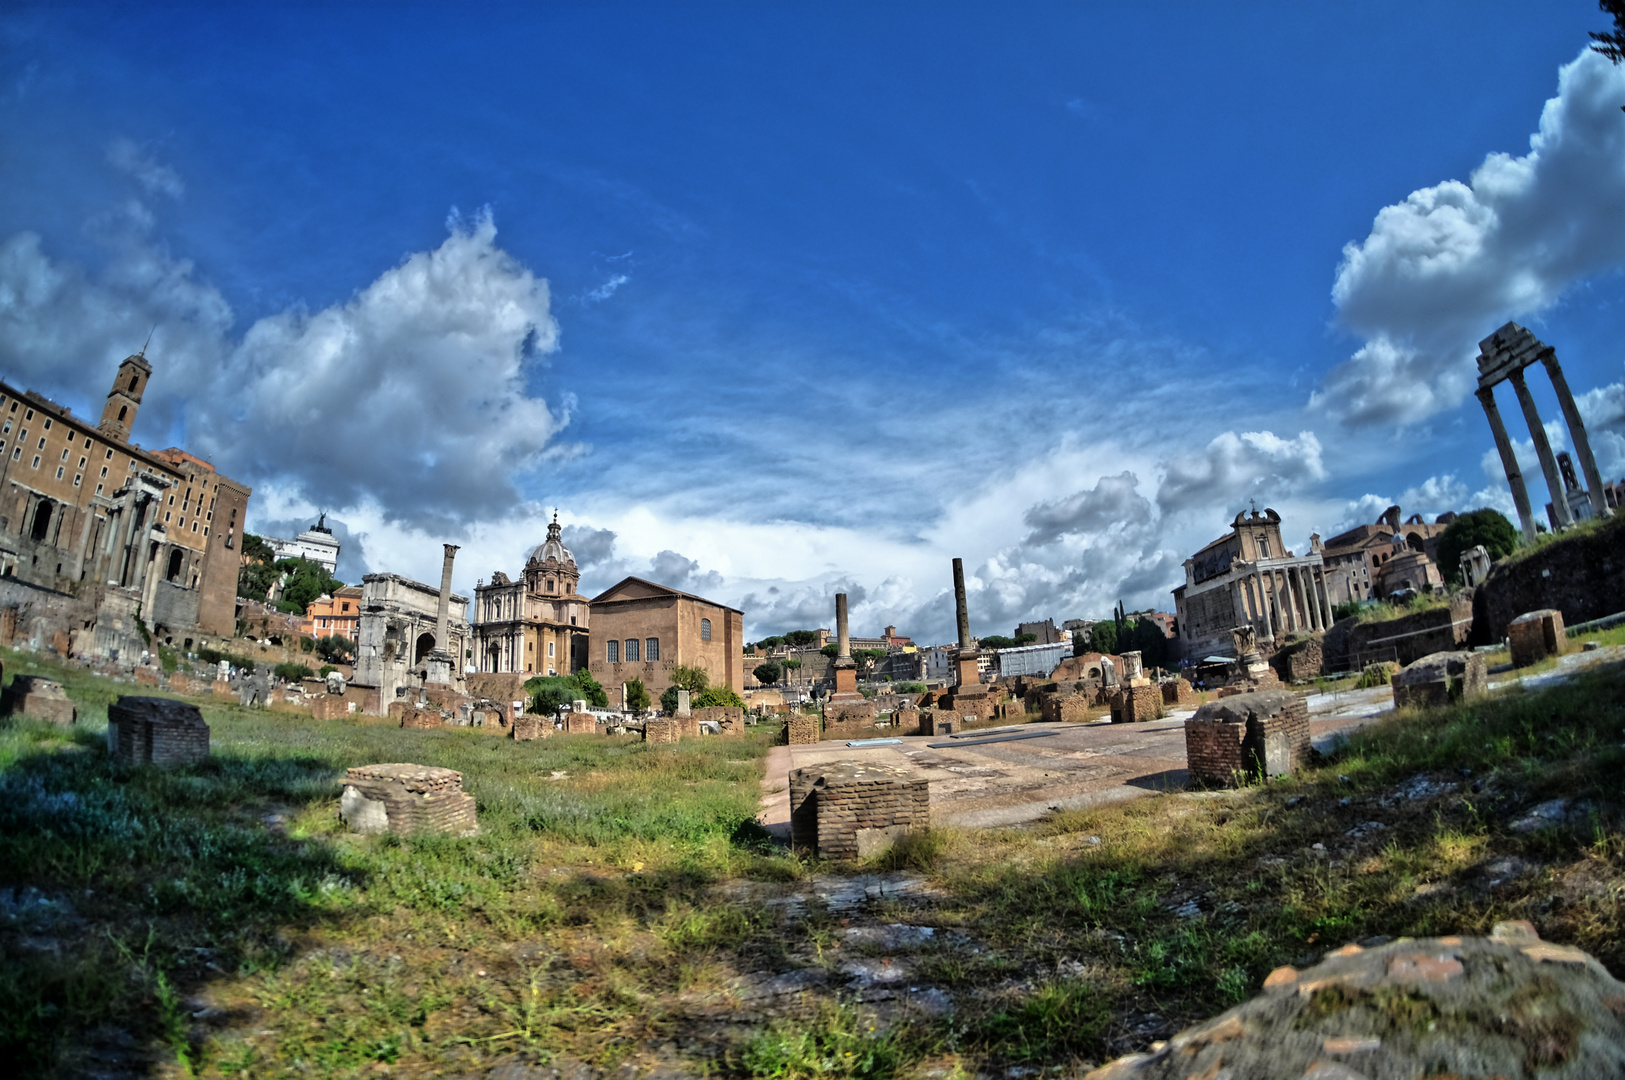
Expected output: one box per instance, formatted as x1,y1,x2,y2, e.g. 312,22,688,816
99,352,152,444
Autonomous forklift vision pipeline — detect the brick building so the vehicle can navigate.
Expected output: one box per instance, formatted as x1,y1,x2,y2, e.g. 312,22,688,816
1319,505,1455,605
304,584,363,640
0,352,250,645
588,576,743,697
469,513,590,675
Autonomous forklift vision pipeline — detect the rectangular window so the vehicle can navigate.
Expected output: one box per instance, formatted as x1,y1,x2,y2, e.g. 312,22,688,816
16,429,24,443
60,449,68,461
606,639,619,663
624,638,639,662
547,641,555,658
42,418,50,430
164,511,170,522
36,437,44,449
105,449,112,459
31,455,39,468
83,438,90,449
99,467,107,477
24,408,33,420
95,484,103,495
77,456,86,468
54,466,64,479
646,638,659,661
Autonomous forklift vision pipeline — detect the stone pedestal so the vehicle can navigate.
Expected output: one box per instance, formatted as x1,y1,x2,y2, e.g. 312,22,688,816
1508,609,1565,668
1110,684,1162,723
0,675,76,724
1184,690,1309,786
644,718,680,743
512,715,543,740
1392,651,1488,709
787,713,820,744
954,652,981,687
340,764,476,835
108,696,210,767
566,711,597,734
789,760,930,859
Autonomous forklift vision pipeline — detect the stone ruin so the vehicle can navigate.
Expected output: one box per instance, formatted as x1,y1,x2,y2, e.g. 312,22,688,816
339,763,477,835
1160,677,1196,707
1183,689,1309,787
643,717,680,744
1459,542,1493,587
1509,608,1566,668
1391,650,1488,709
107,696,210,767
789,760,930,859
787,713,820,745
1082,921,1625,1080
1,673,77,725
1110,684,1162,724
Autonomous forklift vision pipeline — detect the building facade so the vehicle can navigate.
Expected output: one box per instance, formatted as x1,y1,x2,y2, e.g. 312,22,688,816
995,640,1068,678
354,573,470,706
0,353,250,644
587,576,744,697
469,514,591,676
1172,507,1334,662
265,515,341,573
1319,506,1454,606
304,584,363,640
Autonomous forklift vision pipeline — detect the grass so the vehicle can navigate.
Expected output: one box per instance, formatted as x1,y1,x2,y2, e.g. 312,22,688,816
1,646,1623,1077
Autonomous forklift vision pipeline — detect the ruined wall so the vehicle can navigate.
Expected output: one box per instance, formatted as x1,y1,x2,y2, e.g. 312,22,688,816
1161,678,1197,707
1340,597,1473,669
109,696,210,767
1184,691,1310,786
788,761,930,859
644,718,680,744
1270,636,1324,683
1041,692,1093,723
1477,514,1625,640
787,714,820,744
1110,685,1162,724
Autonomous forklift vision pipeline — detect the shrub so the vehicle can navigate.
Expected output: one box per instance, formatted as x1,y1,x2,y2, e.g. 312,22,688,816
625,678,650,712
696,685,745,708
273,662,314,682
1437,507,1519,584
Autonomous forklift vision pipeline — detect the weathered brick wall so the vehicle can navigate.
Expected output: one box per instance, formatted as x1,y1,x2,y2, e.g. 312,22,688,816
787,714,820,744
1478,513,1625,640
512,715,543,741
678,715,701,739
919,709,962,736
566,712,597,735
1161,678,1196,706
1110,685,1162,723
1184,691,1310,786
1040,692,1092,723
394,703,442,729
212,679,233,697
644,718,680,743
109,696,210,767
994,700,1027,720
1508,609,1565,668
1343,598,1474,668
133,668,159,687
340,764,476,835
0,676,76,724
789,761,930,859
692,706,745,733
825,700,878,724
1271,637,1324,683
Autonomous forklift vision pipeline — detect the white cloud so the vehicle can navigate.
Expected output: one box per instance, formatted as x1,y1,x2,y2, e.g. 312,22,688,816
1156,430,1324,514
580,273,629,304
1315,48,1625,426
105,138,185,200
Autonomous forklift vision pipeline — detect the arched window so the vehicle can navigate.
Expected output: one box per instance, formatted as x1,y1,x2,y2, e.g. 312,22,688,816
700,618,712,641
117,405,128,423
129,374,139,392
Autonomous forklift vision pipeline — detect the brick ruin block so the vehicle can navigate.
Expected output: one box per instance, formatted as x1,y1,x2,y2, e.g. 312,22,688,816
566,712,598,734
917,709,961,737
1,675,77,724
1184,690,1310,787
1041,692,1092,723
1161,678,1196,707
339,763,477,835
678,715,701,739
1391,650,1488,709
993,700,1026,720
644,718,680,743
693,705,746,733
1110,684,1162,724
788,760,930,859
787,714,820,744
825,700,878,724
0,606,16,645
1508,609,1566,668
133,668,160,687
392,702,442,729
212,679,233,697
512,715,544,740
1271,636,1325,683
108,695,210,767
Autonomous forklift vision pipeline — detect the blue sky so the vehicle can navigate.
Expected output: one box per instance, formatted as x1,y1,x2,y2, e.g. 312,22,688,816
5,2,1625,642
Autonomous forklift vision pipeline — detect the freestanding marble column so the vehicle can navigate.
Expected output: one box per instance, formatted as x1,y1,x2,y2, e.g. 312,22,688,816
1510,369,1572,529
1255,572,1273,641
1542,351,1611,518
1477,386,1537,542
435,544,459,652
835,592,851,660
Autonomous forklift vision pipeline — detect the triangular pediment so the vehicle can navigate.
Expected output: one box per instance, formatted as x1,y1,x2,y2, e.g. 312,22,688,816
592,576,681,604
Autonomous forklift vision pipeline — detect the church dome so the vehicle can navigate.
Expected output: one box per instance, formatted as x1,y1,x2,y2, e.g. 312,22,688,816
527,512,575,567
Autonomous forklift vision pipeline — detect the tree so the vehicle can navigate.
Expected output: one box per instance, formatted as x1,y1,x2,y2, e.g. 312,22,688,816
754,635,785,651
668,664,710,694
525,669,609,715
979,635,1018,650
625,678,650,712
784,629,821,648
1090,619,1119,656
315,635,354,663
1593,1,1625,65
1437,508,1519,585
753,661,782,685
695,685,744,708
236,533,283,602
820,643,839,658
274,557,345,615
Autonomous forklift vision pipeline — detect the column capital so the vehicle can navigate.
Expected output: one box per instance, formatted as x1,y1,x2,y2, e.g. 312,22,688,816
1475,384,1498,405
1509,366,1529,389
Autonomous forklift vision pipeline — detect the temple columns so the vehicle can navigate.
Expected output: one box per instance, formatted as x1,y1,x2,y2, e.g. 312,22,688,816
1477,386,1537,543
1510,369,1573,529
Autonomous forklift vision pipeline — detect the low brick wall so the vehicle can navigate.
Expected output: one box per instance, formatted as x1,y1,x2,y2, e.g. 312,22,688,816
1271,637,1324,683
693,706,746,734
789,760,930,859
1041,693,1092,723
1392,650,1488,709
1110,684,1162,723
787,714,820,744
109,696,210,767
1508,609,1565,668
512,715,544,741
166,674,203,696
1184,690,1310,786
394,703,442,729
133,668,159,687
678,715,701,739
212,679,233,698
918,709,961,737
0,675,76,724
644,718,680,744
825,700,878,724
340,764,476,835
565,712,598,734
1161,678,1196,707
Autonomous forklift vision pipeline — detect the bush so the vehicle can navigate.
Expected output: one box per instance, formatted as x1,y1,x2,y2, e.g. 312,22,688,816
1437,507,1519,584
625,678,650,712
695,686,745,709
273,662,314,682
156,646,178,673
317,665,337,678
753,661,782,685
525,669,609,715
196,647,255,673
895,682,927,694
300,636,316,654
314,635,354,663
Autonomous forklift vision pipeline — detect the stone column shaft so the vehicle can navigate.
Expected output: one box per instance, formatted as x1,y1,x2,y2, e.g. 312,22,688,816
1255,571,1273,641
435,544,459,652
952,557,971,649
1542,352,1611,518
1511,369,1573,529
1478,386,1538,542
1316,567,1333,627
835,592,850,660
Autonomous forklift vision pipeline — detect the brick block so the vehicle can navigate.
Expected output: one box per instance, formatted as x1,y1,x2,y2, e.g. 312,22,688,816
1392,650,1488,709
566,712,597,735
0,675,76,724
644,718,680,744
1184,690,1309,786
108,696,210,767
340,763,476,835
787,714,820,744
1508,609,1565,668
1110,684,1162,723
512,715,544,740
1161,678,1196,707
789,760,930,859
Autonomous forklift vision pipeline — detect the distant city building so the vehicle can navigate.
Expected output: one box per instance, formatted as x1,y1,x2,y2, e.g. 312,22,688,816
588,577,744,698
1015,619,1061,645
470,513,591,675
995,640,1067,677
264,514,340,574
1172,507,1333,662
304,584,362,640
1320,506,1453,606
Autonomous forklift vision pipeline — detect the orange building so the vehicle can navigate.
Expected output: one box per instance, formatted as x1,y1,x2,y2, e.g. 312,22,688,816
305,585,363,641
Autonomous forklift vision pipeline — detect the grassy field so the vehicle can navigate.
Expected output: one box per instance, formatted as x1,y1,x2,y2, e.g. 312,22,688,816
2,647,1623,1078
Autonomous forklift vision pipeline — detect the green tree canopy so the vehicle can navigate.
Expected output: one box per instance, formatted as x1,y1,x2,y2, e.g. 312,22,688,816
1089,619,1119,656
625,678,651,712
820,643,839,658
784,629,822,648
525,669,610,715
1437,508,1519,585
979,635,1019,650
753,661,782,685
668,664,710,694
754,635,785,651
695,685,744,708
314,635,354,663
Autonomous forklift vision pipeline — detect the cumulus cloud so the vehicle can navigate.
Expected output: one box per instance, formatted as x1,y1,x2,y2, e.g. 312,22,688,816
106,138,185,199
1021,471,1151,546
1156,430,1324,514
0,197,571,530
1315,48,1625,426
